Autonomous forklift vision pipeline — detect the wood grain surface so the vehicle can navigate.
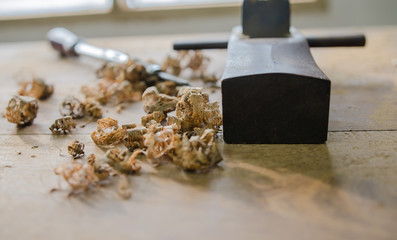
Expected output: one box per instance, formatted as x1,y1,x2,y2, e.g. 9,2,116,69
0,27,396,240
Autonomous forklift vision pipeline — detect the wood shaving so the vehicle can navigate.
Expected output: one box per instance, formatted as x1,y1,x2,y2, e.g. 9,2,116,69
162,50,216,82
143,123,180,165
91,117,126,146
50,52,225,198
5,95,39,126
125,61,149,83
54,161,99,196
49,116,76,134
172,129,222,171
83,60,148,105
105,148,141,174
155,81,178,96
175,87,222,132
18,78,54,100
117,175,132,199
142,86,178,114
67,140,85,159
86,153,114,180
122,123,137,130
60,96,85,119
184,50,209,72
141,111,165,127
124,127,147,151
201,73,218,84
96,62,125,81
166,115,182,132
162,55,182,76
84,98,103,118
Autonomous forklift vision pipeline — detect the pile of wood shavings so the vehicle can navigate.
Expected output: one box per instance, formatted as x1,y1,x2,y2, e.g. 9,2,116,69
48,51,223,199
124,86,223,170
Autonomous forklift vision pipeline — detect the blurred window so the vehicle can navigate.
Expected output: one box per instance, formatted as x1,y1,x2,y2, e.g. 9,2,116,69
0,0,113,20
121,0,317,10
0,0,318,20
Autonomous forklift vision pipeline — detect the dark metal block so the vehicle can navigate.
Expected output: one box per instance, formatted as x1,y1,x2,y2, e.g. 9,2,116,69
221,27,330,144
242,0,290,38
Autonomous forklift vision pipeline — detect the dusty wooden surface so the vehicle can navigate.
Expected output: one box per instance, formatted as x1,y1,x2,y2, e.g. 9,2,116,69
0,27,397,240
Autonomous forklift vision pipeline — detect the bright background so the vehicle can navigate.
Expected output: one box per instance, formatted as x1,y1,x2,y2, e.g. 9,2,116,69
0,0,396,42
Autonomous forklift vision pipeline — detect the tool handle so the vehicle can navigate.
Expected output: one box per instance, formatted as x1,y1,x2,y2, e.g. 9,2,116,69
47,27,81,56
173,40,228,50
173,34,366,50
306,34,366,47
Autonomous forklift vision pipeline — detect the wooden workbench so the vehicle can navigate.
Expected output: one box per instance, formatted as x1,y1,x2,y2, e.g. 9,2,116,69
0,26,396,240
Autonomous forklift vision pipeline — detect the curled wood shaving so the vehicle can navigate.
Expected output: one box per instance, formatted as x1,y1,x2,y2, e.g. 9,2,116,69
83,60,148,105
96,62,125,81
84,98,103,118
124,127,147,151
91,117,126,146
54,161,99,196
67,140,85,159
18,78,54,100
49,116,76,134
166,115,182,132
175,87,222,132
143,123,180,165
60,96,85,119
117,175,132,200
87,153,115,180
122,123,137,130
142,86,178,114
162,55,182,76
162,50,213,80
155,81,178,96
184,50,209,72
105,148,141,174
172,129,222,171
125,61,149,83
6,95,39,126
141,111,166,127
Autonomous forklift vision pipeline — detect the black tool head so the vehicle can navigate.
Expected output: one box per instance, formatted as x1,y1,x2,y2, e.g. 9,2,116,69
242,0,290,38
221,28,330,144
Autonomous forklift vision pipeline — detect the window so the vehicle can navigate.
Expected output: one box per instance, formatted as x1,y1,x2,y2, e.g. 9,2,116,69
0,0,113,20
120,0,318,10
0,0,319,20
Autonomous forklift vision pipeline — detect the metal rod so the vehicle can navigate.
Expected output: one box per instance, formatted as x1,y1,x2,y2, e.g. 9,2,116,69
173,34,366,50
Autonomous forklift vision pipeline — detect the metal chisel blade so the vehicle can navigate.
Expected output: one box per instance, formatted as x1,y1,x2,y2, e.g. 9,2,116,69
157,71,190,86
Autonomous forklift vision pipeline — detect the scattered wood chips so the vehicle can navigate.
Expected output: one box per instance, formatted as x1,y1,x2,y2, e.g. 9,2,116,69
5,50,223,199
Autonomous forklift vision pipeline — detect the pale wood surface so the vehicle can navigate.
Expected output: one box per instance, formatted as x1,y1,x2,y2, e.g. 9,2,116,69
0,27,397,240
